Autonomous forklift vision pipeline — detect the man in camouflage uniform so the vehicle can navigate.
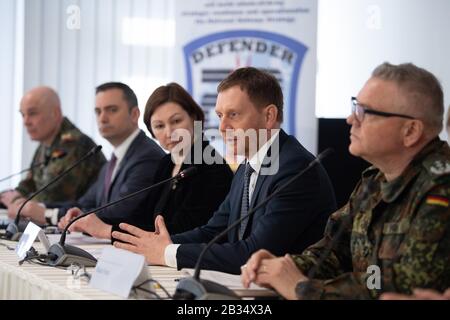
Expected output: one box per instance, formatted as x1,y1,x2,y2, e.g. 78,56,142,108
241,62,450,299
380,105,450,300
27,82,164,228
0,86,105,224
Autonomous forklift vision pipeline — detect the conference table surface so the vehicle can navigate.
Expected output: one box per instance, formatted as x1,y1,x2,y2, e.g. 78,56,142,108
0,237,186,300
0,230,274,300
0,209,274,300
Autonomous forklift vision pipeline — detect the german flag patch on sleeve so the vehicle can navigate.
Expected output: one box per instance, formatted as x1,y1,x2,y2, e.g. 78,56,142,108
426,195,449,207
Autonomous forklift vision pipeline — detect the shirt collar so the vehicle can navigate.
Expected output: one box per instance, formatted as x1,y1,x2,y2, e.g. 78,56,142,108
247,129,280,175
112,128,140,162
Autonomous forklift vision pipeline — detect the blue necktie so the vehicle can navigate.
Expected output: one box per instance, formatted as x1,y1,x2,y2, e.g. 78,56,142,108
239,162,254,240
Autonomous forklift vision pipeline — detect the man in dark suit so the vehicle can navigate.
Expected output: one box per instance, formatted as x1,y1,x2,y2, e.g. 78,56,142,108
112,68,337,274
51,82,164,228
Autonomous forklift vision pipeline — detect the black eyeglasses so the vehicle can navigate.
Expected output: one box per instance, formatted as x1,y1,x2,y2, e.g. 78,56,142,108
351,97,415,122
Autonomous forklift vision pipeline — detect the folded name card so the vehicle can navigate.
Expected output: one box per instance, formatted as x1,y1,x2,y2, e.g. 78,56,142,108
16,222,50,259
89,246,152,298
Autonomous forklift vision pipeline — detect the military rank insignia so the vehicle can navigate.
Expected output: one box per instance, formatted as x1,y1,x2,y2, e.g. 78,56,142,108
425,195,449,207
430,160,450,175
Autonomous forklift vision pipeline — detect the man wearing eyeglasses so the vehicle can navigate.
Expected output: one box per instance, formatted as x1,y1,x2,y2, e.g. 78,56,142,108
241,62,450,300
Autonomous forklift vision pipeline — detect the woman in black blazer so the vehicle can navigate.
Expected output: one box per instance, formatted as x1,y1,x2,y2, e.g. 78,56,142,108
144,139,232,234
64,83,233,239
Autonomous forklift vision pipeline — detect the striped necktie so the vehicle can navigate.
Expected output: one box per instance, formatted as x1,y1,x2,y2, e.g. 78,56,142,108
239,162,254,240
103,153,117,200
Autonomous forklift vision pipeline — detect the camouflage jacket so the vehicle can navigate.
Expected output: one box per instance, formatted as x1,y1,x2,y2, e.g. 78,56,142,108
16,117,106,202
293,138,450,299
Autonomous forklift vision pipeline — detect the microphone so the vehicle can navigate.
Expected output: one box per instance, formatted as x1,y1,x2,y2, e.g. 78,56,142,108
0,150,67,184
173,148,334,300
4,146,102,241
46,166,198,268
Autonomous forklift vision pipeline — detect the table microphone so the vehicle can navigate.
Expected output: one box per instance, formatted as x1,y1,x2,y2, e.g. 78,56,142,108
4,146,102,241
0,150,67,184
46,167,198,268
173,148,334,300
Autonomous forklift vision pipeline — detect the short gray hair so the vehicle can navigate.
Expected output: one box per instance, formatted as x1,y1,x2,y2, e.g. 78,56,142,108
372,62,444,135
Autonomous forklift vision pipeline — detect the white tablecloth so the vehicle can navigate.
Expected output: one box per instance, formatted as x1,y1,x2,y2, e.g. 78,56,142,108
0,239,183,300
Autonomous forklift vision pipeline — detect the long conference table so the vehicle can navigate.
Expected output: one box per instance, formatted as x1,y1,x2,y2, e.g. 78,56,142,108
0,237,186,300
0,207,273,300
0,221,273,300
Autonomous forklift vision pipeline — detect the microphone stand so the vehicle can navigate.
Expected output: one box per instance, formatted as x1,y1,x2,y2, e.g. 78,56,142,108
46,167,198,267
0,162,45,185
0,150,67,184
173,149,334,300
4,146,102,241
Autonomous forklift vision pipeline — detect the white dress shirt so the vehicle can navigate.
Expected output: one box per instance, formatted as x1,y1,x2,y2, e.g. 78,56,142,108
110,128,140,182
164,129,280,268
44,128,141,225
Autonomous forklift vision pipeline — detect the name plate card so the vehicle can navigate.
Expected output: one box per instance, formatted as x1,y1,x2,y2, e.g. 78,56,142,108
89,246,152,298
16,222,50,259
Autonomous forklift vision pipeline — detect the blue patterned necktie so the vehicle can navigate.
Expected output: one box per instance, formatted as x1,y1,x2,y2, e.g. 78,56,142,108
239,162,254,240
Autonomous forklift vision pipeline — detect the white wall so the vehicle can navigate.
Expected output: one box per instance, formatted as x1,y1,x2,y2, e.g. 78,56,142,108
0,0,16,189
0,0,24,189
20,0,174,166
1,0,449,190
316,0,450,141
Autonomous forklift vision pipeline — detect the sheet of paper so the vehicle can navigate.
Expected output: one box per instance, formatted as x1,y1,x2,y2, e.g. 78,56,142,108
181,268,267,291
46,232,111,246
0,209,8,220
84,248,105,260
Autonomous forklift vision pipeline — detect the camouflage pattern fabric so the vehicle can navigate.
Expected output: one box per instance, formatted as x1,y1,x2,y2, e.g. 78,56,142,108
293,138,450,299
15,117,106,202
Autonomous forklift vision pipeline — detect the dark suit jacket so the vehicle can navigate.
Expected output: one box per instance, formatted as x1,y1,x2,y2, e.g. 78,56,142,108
114,140,234,234
55,130,165,226
171,130,337,274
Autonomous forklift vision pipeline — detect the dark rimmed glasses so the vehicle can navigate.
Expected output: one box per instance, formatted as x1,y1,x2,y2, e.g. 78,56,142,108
351,97,415,122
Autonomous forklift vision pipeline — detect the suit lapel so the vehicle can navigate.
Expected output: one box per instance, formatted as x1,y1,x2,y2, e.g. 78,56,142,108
98,165,108,205
106,130,143,201
243,130,287,237
228,164,245,242
249,174,268,209
249,130,286,209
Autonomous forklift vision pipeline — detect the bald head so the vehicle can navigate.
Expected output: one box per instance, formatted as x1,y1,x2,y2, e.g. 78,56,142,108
20,86,63,145
21,86,61,112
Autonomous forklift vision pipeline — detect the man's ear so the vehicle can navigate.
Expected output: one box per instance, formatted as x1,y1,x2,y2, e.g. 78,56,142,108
403,119,424,147
264,104,278,128
131,106,140,122
51,106,62,121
